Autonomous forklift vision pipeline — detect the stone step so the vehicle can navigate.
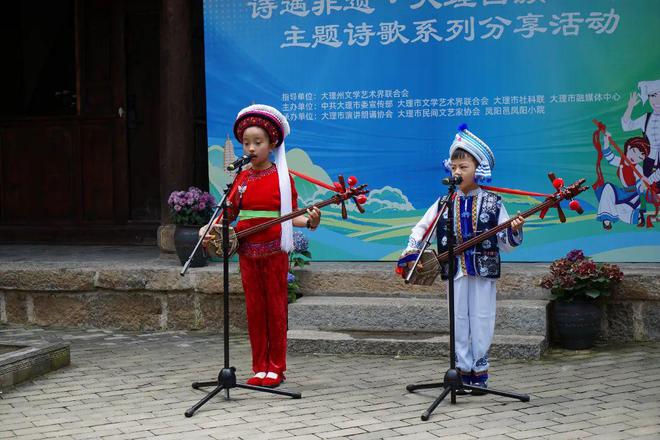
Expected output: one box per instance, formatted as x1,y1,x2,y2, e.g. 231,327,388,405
287,329,546,360
294,263,553,300
288,296,549,336
0,338,70,390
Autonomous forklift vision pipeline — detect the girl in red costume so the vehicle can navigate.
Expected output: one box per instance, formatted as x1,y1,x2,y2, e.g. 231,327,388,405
203,104,321,388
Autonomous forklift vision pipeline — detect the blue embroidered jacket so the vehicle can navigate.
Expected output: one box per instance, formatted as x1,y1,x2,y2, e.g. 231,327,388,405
437,190,522,280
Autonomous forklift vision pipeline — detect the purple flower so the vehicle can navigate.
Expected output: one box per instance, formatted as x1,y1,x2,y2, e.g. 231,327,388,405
566,249,585,262
293,231,309,253
287,272,296,283
168,186,216,225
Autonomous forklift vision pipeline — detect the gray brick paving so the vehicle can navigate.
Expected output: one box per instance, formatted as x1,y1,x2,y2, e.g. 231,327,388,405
1,326,659,439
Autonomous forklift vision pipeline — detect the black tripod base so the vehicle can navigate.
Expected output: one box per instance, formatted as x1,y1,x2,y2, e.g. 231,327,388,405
185,367,301,417
407,368,530,421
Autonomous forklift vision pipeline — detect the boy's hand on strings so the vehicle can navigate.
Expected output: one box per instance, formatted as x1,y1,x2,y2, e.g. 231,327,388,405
511,213,525,232
407,260,422,270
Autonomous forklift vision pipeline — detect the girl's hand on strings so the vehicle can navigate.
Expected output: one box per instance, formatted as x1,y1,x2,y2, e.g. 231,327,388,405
198,225,214,244
306,207,321,230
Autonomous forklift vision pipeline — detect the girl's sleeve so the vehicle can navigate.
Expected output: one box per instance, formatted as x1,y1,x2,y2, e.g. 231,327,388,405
290,175,299,210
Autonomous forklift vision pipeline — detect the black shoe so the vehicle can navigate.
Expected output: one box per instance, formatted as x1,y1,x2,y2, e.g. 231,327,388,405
455,386,471,395
470,381,488,396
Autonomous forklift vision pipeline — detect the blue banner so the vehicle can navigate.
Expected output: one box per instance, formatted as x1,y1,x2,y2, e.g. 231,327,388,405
203,0,660,261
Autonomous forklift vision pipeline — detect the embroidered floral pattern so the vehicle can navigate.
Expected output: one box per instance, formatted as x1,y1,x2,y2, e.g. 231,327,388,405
477,253,500,277
481,193,499,215
497,230,508,245
475,354,489,368
407,237,422,250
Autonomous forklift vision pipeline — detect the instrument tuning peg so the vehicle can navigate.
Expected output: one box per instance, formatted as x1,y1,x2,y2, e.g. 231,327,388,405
556,205,567,223
338,175,347,192
352,196,366,214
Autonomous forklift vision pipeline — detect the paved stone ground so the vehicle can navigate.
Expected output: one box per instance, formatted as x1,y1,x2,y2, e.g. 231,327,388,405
1,326,659,440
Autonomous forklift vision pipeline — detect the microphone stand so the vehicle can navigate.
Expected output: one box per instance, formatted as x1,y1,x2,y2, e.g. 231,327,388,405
182,162,301,418
406,180,529,421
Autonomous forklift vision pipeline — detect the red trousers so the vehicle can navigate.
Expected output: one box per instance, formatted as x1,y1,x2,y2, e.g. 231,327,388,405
238,251,289,374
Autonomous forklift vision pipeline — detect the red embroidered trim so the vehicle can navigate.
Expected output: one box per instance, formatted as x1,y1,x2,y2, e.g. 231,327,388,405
246,164,277,182
238,238,281,257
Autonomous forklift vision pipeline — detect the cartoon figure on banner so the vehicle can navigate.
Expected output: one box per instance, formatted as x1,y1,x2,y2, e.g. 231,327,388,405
592,129,657,229
618,79,660,226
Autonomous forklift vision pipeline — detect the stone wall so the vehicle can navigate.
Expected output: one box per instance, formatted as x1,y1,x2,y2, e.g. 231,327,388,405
1,262,658,344
599,269,660,342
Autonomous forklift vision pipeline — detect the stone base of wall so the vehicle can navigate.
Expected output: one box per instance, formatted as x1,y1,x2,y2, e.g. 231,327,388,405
546,300,660,345
1,290,247,331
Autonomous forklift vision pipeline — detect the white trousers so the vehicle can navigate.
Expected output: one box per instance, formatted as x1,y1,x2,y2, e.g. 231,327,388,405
452,275,496,374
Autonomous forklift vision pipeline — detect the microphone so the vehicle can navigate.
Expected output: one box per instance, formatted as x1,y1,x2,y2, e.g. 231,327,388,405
227,154,256,171
442,176,463,186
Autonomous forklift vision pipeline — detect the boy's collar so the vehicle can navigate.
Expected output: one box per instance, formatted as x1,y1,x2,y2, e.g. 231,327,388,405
457,187,481,197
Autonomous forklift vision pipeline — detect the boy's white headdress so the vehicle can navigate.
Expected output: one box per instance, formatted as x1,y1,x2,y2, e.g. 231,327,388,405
234,104,293,253
444,123,495,182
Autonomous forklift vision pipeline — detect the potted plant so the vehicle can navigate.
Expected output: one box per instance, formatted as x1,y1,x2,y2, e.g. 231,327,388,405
167,186,216,267
540,249,624,349
287,231,312,303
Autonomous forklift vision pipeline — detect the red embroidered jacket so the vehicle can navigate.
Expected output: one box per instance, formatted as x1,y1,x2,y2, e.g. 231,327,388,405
228,165,298,250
